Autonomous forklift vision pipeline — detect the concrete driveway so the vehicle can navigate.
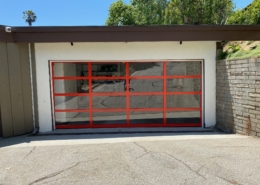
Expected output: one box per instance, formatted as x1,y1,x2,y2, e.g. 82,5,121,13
0,132,260,185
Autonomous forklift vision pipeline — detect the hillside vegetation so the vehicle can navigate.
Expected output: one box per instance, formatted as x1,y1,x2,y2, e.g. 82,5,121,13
219,41,260,60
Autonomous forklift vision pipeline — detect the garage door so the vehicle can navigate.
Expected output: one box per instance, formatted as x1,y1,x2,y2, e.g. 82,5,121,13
52,61,202,129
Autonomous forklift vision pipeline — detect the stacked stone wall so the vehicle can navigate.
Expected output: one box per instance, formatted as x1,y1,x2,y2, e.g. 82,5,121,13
216,57,260,137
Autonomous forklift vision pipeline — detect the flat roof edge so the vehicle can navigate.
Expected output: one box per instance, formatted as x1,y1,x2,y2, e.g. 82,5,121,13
0,25,260,42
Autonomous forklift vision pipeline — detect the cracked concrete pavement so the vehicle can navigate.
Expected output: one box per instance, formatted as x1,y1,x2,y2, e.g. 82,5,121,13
1,132,260,185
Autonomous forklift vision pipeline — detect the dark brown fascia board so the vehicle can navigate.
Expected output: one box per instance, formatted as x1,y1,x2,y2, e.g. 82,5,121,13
0,25,260,42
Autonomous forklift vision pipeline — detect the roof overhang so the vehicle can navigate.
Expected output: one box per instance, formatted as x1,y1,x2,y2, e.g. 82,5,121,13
0,25,260,43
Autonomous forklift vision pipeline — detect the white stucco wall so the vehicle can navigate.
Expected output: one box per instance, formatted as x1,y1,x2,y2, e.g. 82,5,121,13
35,41,216,132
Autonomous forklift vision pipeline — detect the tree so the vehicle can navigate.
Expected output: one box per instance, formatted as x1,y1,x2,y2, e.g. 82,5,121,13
164,0,233,25
106,0,169,25
23,10,37,26
131,0,168,25
228,0,260,25
106,0,234,26
106,0,137,26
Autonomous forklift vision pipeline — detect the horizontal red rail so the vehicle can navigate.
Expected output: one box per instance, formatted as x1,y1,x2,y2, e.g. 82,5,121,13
53,76,89,80
56,123,202,129
53,75,201,80
55,107,201,112
129,75,201,79
55,109,90,113
54,92,202,96
92,77,126,80
166,108,201,111
52,61,124,64
54,93,90,96
166,75,201,79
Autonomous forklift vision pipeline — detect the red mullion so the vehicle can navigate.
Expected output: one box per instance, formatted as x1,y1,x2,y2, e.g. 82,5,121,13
163,62,167,125
92,109,127,112
200,61,203,127
127,75,200,79
129,108,163,112
88,63,93,126
53,92,201,97
166,108,201,111
53,76,89,80
129,76,164,79
54,108,204,113
52,62,55,108
54,93,89,96
166,75,201,79
56,123,201,129
166,92,201,95
91,77,126,80
55,109,90,113
129,92,163,96
92,92,202,96
52,61,85,64
51,62,56,129
129,108,200,111
91,62,123,64
91,92,126,96
126,62,130,125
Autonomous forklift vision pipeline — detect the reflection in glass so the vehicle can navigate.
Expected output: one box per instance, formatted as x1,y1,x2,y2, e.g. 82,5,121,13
167,62,201,76
166,111,200,124
55,96,89,110
92,96,126,109
54,80,89,93
55,112,90,125
129,62,163,76
167,95,200,108
130,111,163,124
130,96,163,108
166,78,200,92
54,63,89,77
92,63,126,77
93,112,126,125
92,80,125,93
129,79,163,92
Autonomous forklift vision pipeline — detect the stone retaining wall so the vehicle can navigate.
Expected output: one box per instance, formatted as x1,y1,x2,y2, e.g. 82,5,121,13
216,57,260,137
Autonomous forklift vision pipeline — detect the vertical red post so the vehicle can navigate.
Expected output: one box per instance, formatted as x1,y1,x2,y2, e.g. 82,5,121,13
163,62,167,125
52,62,55,108
52,62,56,129
88,63,93,126
126,62,130,125
200,61,202,127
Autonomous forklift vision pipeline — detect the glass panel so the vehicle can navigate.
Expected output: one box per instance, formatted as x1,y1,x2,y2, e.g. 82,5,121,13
130,96,163,108
167,95,200,108
55,112,90,125
166,78,200,92
166,111,200,124
92,96,126,109
54,80,89,93
130,111,163,124
55,96,89,110
93,112,126,125
167,62,201,76
129,62,163,76
54,63,88,77
92,80,125,93
129,79,163,92
91,63,126,77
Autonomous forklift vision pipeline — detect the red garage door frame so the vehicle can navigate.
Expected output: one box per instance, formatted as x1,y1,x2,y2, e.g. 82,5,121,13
50,60,203,129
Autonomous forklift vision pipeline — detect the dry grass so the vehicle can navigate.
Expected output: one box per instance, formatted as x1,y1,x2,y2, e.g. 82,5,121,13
222,41,260,60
